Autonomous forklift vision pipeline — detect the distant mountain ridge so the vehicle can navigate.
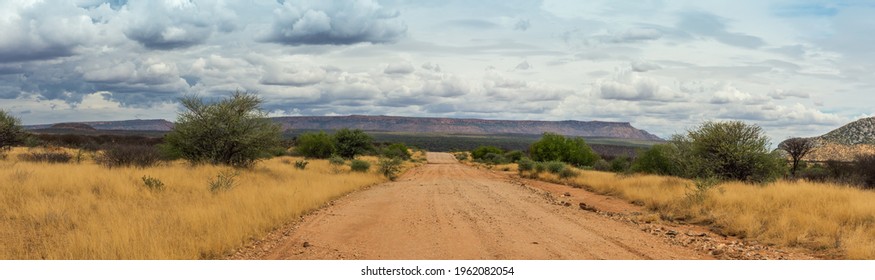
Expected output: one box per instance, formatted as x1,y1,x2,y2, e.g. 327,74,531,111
272,115,662,140
27,119,174,131
25,115,663,141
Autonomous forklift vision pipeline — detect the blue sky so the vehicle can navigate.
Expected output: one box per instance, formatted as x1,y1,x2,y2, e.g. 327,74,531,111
0,0,873,142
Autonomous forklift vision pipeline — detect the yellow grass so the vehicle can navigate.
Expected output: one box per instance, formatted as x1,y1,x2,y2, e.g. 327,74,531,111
527,168,875,259
0,147,389,259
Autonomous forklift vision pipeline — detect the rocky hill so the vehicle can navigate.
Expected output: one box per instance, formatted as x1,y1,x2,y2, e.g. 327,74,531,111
785,116,875,162
271,115,662,140
26,115,663,141
818,117,875,145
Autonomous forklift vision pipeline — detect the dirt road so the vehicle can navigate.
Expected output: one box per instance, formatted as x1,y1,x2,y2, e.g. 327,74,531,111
254,153,708,260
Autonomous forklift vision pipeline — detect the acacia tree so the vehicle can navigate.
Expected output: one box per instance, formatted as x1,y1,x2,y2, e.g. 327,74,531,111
0,109,27,153
296,131,335,159
162,90,281,168
333,128,373,159
677,120,786,183
778,137,817,176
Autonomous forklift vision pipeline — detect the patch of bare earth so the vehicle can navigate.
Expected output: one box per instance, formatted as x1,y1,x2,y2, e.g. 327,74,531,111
230,153,725,260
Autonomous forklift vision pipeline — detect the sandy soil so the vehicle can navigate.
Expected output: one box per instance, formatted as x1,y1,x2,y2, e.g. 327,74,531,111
236,152,713,260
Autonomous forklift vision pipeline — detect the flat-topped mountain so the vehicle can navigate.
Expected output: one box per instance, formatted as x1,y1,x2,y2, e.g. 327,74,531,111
27,119,174,131
271,115,663,140
26,115,663,141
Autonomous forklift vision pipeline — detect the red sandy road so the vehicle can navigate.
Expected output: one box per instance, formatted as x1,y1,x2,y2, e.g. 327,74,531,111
258,152,709,260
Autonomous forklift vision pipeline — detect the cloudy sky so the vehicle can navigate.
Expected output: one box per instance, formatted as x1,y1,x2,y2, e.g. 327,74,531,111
1,0,873,141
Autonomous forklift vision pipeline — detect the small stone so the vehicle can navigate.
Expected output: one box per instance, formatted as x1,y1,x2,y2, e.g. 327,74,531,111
579,203,597,212
303,241,311,248
532,241,539,245
710,249,724,256
563,192,571,197
666,230,678,236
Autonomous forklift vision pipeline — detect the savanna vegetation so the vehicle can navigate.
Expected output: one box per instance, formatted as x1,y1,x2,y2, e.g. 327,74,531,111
499,120,875,259
0,147,389,259
0,92,421,259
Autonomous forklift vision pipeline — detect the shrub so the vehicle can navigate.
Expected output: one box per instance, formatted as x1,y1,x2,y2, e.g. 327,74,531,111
208,170,238,193
558,168,578,179
378,157,403,181
454,152,469,161
609,156,630,173
545,161,566,174
18,151,72,163
162,90,281,168
517,158,535,172
504,150,524,163
854,154,875,189
350,159,371,172
797,164,830,183
328,155,345,172
294,159,309,170
381,143,411,160
481,153,508,165
141,176,166,192
670,120,786,183
529,133,599,167
296,131,335,159
534,162,547,173
0,109,27,153
630,144,679,176
471,146,503,160
96,145,163,168
333,128,374,159
593,159,611,171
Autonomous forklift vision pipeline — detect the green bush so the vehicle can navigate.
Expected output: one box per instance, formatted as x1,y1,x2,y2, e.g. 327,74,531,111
333,128,374,159
630,144,679,176
481,153,508,165
454,152,469,161
593,159,610,171
295,131,335,159
504,150,524,163
534,162,547,173
350,159,371,172
517,158,535,172
545,161,566,174
471,146,503,160
0,109,27,153
381,143,411,160
558,168,578,179
609,156,630,173
529,133,599,167
162,90,281,168
378,157,403,181
672,120,786,183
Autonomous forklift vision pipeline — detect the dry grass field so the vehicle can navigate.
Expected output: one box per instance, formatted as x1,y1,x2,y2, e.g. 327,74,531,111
517,166,875,259
0,147,414,259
